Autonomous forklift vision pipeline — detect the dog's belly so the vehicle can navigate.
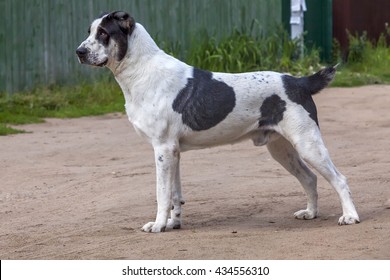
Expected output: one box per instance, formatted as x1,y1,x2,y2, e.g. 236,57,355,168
179,132,253,151
178,116,260,151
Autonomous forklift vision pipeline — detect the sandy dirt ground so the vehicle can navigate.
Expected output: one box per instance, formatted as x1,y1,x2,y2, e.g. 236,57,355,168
1,85,390,260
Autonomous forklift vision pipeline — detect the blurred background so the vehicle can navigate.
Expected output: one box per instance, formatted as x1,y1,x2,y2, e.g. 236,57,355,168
0,0,389,94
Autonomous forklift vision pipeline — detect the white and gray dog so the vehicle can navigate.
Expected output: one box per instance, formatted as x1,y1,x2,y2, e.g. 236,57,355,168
76,11,359,232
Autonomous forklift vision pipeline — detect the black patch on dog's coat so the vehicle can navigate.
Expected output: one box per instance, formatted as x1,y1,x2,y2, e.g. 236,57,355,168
95,27,110,46
258,94,286,127
281,67,336,126
172,68,236,131
282,75,319,125
99,11,135,61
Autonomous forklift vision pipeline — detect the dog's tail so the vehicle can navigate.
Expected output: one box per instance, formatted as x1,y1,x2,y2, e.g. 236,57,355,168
304,65,338,95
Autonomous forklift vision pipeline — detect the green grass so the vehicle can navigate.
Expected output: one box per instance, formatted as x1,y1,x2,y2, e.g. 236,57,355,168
332,28,390,86
165,24,390,86
1,26,389,135
0,124,26,136
332,70,385,87
0,76,123,134
167,25,322,76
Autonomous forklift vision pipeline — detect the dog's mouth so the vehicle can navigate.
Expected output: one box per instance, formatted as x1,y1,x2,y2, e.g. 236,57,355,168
96,58,108,67
76,49,108,67
78,57,108,67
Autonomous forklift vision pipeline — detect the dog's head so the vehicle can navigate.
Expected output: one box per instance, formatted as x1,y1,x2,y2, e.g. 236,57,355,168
76,11,135,67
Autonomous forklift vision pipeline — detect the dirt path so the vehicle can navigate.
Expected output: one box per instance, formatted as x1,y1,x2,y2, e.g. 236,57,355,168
1,85,389,259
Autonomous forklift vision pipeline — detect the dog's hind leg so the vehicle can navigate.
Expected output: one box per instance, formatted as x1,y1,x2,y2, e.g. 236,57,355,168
266,134,319,220
283,124,360,225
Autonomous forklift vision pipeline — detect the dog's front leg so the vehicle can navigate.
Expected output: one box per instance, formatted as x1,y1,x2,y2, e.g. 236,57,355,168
142,143,180,233
167,162,184,229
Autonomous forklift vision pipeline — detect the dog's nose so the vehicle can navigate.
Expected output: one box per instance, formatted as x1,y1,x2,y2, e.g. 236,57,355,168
76,47,88,57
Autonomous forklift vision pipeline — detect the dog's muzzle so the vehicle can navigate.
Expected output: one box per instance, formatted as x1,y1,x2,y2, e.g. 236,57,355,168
76,47,89,64
76,46,88,57
76,47,107,67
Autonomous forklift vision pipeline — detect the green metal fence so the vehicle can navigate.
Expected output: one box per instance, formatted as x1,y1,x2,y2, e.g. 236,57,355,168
281,0,333,61
0,0,282,94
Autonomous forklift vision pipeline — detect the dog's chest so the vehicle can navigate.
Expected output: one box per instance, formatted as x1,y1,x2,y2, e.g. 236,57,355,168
124,99,172,142
125,102,151,137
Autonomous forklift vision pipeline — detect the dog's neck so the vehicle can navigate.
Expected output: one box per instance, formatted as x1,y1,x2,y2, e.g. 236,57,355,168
107,23,164,106
108,23,161,78
107,23,189,108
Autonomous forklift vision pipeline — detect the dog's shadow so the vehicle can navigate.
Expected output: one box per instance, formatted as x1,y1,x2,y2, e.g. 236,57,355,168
182,200,338,231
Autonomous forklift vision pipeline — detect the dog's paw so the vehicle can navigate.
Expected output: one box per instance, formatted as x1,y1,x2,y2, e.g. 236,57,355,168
141,222,166,233
167,218,181,230
294,209,317,220
338,215,360,225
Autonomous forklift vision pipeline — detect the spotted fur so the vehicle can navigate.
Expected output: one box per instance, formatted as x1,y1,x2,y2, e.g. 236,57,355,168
77,11,360,233
172,68,236,131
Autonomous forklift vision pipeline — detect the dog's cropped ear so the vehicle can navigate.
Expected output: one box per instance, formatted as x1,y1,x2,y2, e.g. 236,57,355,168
112,11,135,35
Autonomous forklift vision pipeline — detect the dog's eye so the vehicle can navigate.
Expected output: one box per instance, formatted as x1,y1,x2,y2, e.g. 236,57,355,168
96,28,110,45
98,30,109,39
87,27,91,34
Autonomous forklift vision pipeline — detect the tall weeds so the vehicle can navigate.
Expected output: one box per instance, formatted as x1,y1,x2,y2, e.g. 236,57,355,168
163,24,322,76
332,23,390,86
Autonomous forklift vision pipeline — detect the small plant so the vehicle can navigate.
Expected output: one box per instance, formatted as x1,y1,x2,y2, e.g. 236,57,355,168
331,38,342,65
347,31,370,63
